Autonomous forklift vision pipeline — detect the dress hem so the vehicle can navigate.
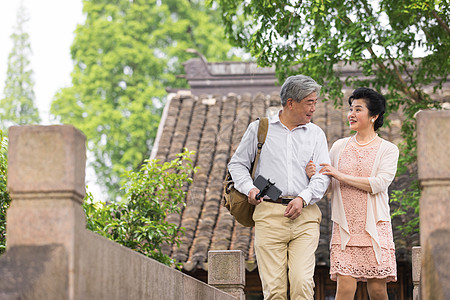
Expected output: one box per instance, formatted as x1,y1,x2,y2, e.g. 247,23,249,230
330,271,397,283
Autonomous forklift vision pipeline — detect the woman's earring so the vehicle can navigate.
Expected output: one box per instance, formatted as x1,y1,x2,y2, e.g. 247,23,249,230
371,119,375,123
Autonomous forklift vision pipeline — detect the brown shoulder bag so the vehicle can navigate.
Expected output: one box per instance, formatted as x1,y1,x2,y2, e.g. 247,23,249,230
223,117,269,227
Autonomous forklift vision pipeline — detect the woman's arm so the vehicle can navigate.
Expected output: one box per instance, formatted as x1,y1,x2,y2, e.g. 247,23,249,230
320,141,399,194
368,144,399,194
319,163,373,193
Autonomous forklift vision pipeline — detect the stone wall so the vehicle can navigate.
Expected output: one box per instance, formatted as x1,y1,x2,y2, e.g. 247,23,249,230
0,125,236,300
416,110,450,300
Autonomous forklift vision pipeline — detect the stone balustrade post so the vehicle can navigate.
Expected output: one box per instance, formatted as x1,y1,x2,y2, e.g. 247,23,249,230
208,250,245,300
5,125,86,299
417,110,450,300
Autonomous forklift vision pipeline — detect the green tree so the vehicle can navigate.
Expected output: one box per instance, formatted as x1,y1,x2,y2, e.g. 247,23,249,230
0,130,11,255
51,0,240,199
83,150,196,266
213,0,449,233
0,4,40,130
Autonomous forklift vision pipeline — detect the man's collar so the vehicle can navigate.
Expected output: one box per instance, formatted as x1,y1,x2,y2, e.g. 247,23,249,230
270,110,310,129
270,111,282,124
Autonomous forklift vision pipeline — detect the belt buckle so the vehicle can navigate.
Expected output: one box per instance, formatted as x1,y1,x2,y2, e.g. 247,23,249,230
281,198,293,205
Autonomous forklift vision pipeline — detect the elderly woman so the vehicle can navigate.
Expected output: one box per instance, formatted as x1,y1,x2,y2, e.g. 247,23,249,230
307,87,398,300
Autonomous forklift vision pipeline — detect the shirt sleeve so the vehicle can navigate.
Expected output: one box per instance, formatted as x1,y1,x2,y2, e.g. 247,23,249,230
227,121,259,196
368,143,399,194
298,129,331,205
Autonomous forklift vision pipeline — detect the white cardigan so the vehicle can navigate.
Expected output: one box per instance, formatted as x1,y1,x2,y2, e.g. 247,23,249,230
329,137,399,264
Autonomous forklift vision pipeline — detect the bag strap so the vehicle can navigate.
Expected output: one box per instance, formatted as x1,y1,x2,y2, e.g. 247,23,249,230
250,117,268,179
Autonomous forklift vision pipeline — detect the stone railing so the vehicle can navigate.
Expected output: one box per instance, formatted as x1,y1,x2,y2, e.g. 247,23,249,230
412,246,421,300
0,125,241,300
415,110,450,300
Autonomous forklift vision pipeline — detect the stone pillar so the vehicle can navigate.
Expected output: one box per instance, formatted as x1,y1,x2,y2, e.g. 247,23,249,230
208,250,245,300
412,246,421,300
417,110,450,300
6,125,86,299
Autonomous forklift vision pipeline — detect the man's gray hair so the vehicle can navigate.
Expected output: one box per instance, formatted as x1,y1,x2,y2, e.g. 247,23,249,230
280,75,321,106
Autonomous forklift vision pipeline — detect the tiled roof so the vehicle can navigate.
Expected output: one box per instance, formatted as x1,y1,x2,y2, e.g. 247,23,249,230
152,89,418,272
154,91,268,271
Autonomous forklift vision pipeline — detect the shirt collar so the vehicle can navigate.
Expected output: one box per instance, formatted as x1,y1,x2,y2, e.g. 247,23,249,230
270,110,310,130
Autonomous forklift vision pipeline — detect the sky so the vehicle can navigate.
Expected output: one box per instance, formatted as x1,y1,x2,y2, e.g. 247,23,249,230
0,0,106,200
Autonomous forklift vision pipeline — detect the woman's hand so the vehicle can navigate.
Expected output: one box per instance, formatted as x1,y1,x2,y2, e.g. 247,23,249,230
306,160,316,179
320,163,373,192
319,163,344,181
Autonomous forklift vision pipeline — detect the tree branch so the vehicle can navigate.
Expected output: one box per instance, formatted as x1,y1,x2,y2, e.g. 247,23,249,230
432,10,450,34
388,57,422,101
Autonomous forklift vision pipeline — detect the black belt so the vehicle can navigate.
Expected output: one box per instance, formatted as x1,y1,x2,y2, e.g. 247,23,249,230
264,197,296,205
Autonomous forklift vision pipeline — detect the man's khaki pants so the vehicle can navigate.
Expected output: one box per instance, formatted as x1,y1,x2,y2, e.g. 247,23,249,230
253,201,321,300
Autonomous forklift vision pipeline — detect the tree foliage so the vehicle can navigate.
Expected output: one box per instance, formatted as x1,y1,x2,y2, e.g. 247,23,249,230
51,0,240,199
0,130,11,255
0,4,40,130
83,150,196,266
213,0,449,233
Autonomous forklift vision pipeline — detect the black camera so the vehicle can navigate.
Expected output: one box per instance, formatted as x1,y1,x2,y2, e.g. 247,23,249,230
254,175,282,200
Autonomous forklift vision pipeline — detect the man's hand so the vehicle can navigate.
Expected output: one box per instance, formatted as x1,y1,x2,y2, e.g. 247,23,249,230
284,197,304,220
248,188,262,205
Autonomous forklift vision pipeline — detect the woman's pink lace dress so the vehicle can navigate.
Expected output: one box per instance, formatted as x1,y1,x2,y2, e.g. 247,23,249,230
330,142,397,282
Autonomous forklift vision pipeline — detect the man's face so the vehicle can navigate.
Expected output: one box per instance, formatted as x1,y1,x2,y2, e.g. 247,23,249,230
288,92,318,125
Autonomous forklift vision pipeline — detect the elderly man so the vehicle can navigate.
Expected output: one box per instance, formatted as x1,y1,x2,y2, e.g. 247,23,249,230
228,75,331,299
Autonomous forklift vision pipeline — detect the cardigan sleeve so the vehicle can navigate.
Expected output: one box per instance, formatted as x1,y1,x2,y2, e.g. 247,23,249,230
368,142,399,195
329,137,351,248
329,138,346,165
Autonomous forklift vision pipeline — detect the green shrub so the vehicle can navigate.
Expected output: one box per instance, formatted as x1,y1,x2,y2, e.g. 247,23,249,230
0,130,11,255
83,149,196,267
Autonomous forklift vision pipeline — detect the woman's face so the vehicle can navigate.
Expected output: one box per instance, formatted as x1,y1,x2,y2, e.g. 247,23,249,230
347,98,374,132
